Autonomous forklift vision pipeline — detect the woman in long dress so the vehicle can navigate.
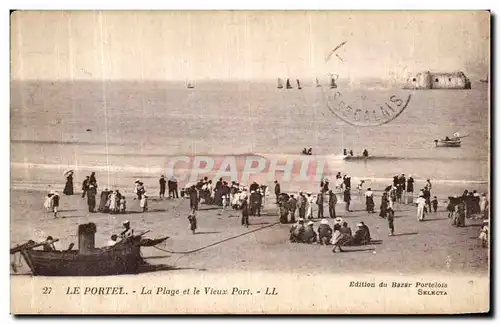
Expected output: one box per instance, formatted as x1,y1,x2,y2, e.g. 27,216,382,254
109,191,118,214
365,188,375,213
63,172,74,195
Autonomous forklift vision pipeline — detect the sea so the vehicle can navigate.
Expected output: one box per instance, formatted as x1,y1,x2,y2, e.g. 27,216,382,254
10,80,490,193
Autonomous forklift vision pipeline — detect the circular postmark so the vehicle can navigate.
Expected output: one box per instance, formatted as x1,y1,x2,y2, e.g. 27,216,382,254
320,42,415,127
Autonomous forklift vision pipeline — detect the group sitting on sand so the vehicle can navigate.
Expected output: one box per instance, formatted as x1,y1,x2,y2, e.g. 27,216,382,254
289,218,371,253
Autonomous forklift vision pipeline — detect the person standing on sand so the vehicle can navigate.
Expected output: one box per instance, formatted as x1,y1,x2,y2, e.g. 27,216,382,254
44,190,54,212
98,188,109,212
287,194,297,223
87,184,97,213
241,198,250,228
140,194,148,212
189,186,199,211
455,201,466,227
52,192,60,218
387,200,395,236
274,180,281,204
89,172,97,187
306,192,314,219
365,188,375,213
188,209,197,234
344,188,351,212
119,196,127,214
416,194,426,221
297,192,306,219
63,171,74,195
406,175,414,204
400,174,406,200
159,175,166,199
328,190,337,218
81,176,90,198
316,191,324,218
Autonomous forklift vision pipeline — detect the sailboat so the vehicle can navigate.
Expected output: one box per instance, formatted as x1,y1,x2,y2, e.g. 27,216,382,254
330,76,337,89
296,79,302,90
315,78,321,87
186,80,195,89
277,78,283,89
286,78,293,89
480,76,488,83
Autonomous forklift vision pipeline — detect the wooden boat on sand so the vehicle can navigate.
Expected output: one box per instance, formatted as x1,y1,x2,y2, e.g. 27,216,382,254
10,223,168,276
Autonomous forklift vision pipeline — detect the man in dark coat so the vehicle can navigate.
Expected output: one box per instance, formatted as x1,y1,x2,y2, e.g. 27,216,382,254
241,198,249,227
159,175,167,199
274,180,281,204
87,184,97,212
81,176,90,198
189,186,199,211
316,192,324,218
287,194,297,223
249,190,260,216
297,192,307,218
328,190,337,218
344,188,351,212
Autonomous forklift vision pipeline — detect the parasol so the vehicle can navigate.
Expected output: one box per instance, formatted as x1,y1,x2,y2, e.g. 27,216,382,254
63,170,74,177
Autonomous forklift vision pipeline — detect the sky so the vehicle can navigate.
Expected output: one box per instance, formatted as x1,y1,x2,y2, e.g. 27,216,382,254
10,10,490,81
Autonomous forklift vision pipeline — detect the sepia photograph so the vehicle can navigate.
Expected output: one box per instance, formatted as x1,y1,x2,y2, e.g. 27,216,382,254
9,9,490,314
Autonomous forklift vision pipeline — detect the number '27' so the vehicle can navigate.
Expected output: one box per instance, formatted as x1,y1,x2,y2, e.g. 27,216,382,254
42,286,52,294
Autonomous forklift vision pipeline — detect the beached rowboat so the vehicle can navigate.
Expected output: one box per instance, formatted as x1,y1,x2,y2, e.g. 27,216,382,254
11,237,143,276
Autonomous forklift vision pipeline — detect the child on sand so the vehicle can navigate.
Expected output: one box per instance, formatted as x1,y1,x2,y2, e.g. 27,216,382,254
432,196,438,212
119,196,126,214
140,194,148,212
188,209,197,234
52,192,60,218
222,195,228,210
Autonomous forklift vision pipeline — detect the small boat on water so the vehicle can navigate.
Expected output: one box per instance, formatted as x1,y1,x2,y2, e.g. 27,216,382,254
330,76,337,89
277,78,283,89
10,223,169,276
434,133,468,148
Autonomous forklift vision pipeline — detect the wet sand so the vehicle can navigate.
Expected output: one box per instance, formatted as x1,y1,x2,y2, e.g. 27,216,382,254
10,185,489,276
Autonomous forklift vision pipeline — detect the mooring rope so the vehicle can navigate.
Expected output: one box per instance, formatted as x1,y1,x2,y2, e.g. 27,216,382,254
152,220,281,255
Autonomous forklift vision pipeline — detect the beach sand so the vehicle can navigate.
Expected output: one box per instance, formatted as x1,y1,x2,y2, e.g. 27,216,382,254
10,185,488,276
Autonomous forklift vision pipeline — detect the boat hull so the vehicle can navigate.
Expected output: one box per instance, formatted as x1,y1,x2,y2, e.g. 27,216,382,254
22,241,142,276
435,141,461,147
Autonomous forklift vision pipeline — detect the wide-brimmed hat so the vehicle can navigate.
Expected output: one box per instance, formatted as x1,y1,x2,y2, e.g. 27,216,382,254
123,220,130,225
334,217,343,224
135,179,140,183
320,219,329,225
357,223,363,227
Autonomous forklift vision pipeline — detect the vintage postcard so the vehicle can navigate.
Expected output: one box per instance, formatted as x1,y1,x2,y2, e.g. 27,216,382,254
10,10,490,314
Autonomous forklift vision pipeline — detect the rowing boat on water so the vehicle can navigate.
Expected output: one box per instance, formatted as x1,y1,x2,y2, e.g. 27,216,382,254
434,133,468,147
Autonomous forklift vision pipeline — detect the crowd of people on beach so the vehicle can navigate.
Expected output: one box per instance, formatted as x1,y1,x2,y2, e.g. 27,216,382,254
47,168,489,252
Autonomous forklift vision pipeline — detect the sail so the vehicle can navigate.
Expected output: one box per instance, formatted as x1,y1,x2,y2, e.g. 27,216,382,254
187,80,195,89
316,78,321,87
296,79,302,89
330,76,337,89
277,78,283,89
286,78,293,89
